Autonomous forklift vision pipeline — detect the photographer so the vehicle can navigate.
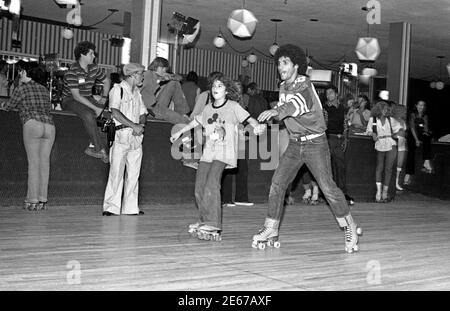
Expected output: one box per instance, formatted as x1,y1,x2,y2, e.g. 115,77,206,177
102,63,147,216
61,41,110,164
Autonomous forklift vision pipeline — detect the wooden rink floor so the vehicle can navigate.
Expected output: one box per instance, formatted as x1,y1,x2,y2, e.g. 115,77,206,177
0,192,449,291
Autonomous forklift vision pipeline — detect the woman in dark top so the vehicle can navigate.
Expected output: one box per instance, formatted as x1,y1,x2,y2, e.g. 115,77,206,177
404,100,432,185
1,62,55,211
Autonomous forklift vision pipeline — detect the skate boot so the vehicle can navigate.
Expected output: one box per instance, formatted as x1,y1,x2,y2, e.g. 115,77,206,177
37,201,47,211
24,201,38,211
310,186,319,205
337,214,363,253
188,222,203,237
195,224,222,241
302,189,311,204
252,218,280,250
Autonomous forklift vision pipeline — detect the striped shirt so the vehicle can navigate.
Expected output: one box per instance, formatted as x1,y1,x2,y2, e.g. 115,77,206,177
6,80,54,125
62,62,106,98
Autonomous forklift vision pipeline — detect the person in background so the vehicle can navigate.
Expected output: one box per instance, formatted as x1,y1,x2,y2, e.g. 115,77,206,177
246,82,270,120
141,57,190,124
0,60,9,97
366,101,403,202
323,85,355,205
181,71,201,113
0,62,55,211
61,40,110,164
221,80,254,207
390,102,408,191
404,100,433,185
103,63,147,216
347,94,371,134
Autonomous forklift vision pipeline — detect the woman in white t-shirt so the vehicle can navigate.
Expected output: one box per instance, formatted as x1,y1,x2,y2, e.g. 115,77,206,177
366,101,403,202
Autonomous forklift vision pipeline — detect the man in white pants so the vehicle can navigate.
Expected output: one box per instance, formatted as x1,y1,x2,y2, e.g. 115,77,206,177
103,63,148,216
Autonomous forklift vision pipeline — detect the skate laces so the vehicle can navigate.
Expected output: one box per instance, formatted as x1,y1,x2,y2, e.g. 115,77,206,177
257,226,271,237
344,225,354,242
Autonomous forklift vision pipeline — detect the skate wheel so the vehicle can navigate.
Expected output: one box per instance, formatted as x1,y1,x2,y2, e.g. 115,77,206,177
273,241,281,248
258,243,266,250
216,235,222,242
356,227,363,236
353,244,359,252
251,240,258,248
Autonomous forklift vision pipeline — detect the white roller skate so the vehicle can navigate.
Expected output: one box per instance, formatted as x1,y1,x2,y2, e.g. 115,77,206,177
310,185,319,205
188,222,203,237
302,188,312,204
252,218,280,250
195,224,222,241
337,214,363,253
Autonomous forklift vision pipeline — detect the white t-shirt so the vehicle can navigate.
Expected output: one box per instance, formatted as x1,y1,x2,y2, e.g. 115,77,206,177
366,117,402,152
194,99,250,168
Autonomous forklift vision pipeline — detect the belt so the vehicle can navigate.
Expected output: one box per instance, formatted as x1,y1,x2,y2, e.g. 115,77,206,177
292,132,324,142
329,133,344,138
115,124,130,130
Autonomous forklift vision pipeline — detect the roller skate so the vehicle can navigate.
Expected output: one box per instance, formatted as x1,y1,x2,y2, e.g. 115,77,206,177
23,201,38,211
302,189,312,204
336,214,363,253
195,224,222,241
252,218,280,250
188,222,203,237
310,185,320,205
37,201,47,211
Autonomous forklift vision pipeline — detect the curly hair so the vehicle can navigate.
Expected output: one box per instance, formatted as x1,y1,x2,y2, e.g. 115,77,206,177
74,41,96,61
371,100,391,118
148,57,169,71
209,73,240,103
274,44,308,75
390,101,407,121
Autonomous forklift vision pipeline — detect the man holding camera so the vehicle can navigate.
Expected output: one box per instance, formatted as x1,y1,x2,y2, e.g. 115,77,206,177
103,63,147,216
61,41,110,164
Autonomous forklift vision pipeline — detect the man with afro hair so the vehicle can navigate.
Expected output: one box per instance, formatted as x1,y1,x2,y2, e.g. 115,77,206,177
253,44,362,253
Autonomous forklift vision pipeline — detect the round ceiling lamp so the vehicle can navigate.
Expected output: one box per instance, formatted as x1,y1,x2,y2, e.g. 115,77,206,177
213,34,226,48
227,8,258,38
247,53,257,64
62,27,74,39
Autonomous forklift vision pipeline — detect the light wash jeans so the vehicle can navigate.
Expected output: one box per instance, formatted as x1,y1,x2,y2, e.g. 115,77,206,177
23,119,56,203
194,160,226,229
267,134,349,220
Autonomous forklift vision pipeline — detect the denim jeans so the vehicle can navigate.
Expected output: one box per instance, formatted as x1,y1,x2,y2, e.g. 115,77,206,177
267,135,349,220
328,135,348,195
376,147,397,185
406,131,432,175
195,160,226,229
153,80,190,125
23,119,56,203
221,157,249,203
61,96,104,151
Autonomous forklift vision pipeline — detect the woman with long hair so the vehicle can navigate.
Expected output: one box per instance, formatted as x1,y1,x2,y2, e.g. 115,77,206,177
404,100,433,185
1,62,56,210
366,101,403,202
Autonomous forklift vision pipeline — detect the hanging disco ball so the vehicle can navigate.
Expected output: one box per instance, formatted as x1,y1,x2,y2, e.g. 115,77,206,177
227,9,258,38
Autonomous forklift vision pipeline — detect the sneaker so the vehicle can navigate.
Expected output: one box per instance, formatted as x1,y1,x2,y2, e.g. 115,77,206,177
222,202,236,207
85,147,107,159
234,201,254,206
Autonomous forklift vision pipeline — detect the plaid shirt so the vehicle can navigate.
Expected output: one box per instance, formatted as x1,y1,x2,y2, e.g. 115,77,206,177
6,81,54,125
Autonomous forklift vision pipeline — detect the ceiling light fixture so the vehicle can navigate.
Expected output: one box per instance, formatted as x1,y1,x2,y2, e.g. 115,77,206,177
355,6,380,62
269,18,282,56
430,55,445,90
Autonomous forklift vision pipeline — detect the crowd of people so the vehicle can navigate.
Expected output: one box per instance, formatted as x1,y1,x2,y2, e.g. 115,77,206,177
0,40,436,253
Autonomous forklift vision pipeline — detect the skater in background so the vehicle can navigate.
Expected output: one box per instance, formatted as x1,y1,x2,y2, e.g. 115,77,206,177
221,80,254,207
365,101,403,202
404,100,433,185
170,73,265,241
1,62,55,211
390,102,408,191
103,63,148,216
253,44,361,252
